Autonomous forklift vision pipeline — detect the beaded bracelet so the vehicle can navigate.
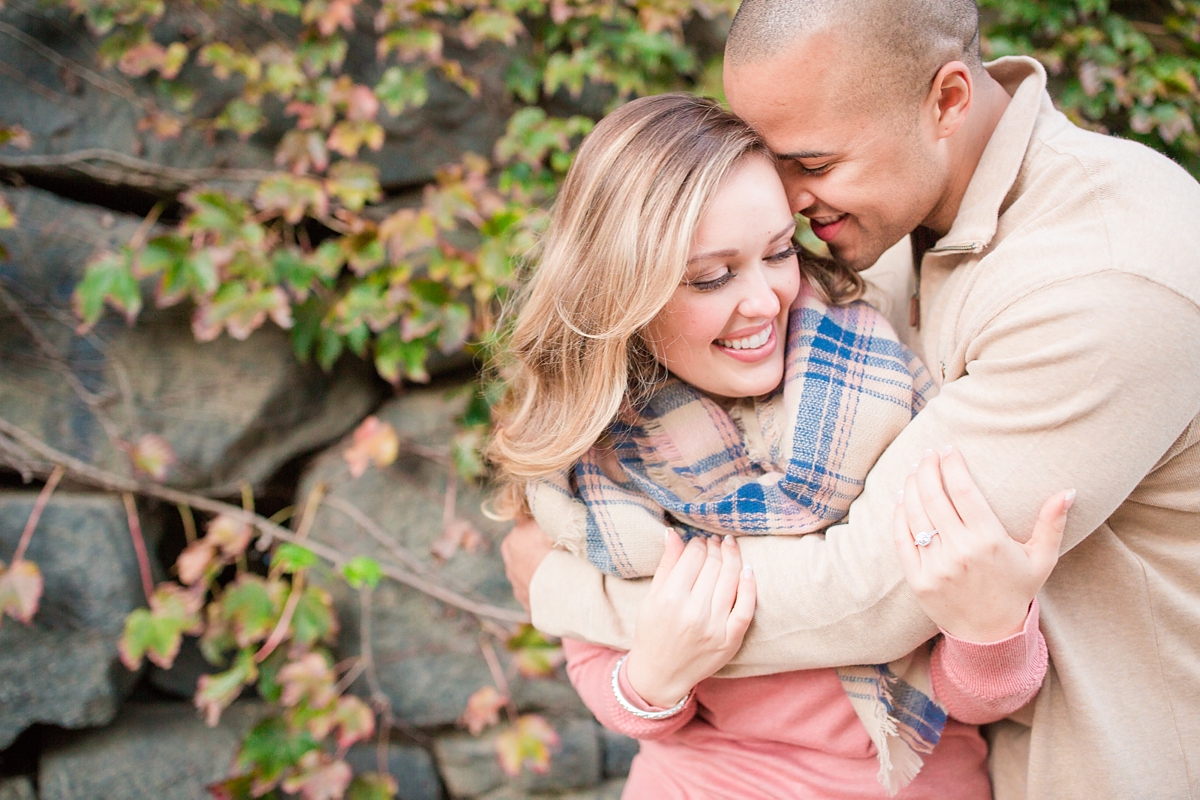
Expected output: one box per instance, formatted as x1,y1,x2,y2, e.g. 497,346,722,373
610,654,693,720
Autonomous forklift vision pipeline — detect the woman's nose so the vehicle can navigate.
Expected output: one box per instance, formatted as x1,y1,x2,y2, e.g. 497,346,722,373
737,265,782,320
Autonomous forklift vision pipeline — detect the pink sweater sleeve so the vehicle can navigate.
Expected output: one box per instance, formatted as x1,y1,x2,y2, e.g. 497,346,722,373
562,638,697,740
930,598,1048,725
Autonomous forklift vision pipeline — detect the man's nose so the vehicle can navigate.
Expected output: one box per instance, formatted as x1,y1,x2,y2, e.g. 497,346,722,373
782,176,817,216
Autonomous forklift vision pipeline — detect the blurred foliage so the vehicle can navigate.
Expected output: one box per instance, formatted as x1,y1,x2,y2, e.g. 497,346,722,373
981,0,1200,175
63,0,1200,402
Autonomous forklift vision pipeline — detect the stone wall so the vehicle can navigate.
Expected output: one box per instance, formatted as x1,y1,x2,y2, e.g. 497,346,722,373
0,4,636,796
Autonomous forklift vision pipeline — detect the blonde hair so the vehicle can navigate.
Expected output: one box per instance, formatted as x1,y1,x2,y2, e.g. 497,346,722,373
487,93,861,517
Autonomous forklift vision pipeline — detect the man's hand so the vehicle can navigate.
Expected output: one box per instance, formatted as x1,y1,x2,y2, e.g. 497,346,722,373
500,516,555,610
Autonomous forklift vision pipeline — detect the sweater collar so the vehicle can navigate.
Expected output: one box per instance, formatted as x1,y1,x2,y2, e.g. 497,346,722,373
928,56,1047,256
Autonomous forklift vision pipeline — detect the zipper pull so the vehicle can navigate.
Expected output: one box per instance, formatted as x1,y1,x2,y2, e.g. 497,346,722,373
909,292,920,329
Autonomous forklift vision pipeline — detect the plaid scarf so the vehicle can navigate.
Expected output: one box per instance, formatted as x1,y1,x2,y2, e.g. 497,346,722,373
529,282,944,794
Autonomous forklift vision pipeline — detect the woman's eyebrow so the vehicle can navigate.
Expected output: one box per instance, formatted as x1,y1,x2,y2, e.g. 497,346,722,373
687,222,796,265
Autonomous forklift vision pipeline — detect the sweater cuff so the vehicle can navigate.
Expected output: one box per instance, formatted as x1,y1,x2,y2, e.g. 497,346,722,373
938,598,1043,697
616,658,687,713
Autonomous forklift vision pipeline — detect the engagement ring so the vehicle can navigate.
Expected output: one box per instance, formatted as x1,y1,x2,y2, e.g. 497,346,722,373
914,530,938,547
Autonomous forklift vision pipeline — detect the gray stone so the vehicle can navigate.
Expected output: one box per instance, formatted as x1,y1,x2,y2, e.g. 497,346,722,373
38,702,264,800
0,776,35,800
0,492,161,748
298,385,584,729
479,779,626,800
0,187,384,495
345,742,442,800
434,717,602,799
600,728,638,779
0,4,514,196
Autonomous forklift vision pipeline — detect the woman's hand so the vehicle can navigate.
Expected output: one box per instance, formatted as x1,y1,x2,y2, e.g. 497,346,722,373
624,531,756,708
894,447,1074,643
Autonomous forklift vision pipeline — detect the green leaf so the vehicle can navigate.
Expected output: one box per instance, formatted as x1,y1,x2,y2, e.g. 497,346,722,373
119,584,203,670
195,648,257,725
347,772,398,800
326,161,382,212
256,646,289,704
316,327,345,371
374,329,429,385
273,543,318,573
375,66,429,116
73,248,142,330
236,716,319,787
219,575,283,648
340,555,383,589
0,198,15,229
291,585,338,646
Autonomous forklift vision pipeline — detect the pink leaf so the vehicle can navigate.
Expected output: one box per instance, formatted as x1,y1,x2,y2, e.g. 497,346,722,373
343,416,400,478
0,560,43,624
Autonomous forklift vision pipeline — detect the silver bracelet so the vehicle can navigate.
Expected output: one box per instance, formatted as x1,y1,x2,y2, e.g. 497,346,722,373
610,654,693,720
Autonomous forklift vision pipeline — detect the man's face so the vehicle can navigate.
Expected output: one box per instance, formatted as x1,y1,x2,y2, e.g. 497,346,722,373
725,34,946,271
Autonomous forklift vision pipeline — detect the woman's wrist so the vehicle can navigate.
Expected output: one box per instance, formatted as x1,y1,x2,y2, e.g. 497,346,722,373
623,649,693,709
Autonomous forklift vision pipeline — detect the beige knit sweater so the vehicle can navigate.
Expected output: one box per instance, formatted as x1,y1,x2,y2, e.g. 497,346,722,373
528,57,1200,799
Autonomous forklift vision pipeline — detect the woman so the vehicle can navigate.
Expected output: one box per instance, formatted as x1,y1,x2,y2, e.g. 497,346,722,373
487,94,1071,798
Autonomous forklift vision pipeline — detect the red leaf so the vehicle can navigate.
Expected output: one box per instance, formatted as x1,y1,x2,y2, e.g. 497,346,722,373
129,433,177,481
494,714,559,776
177,539,217,586
460,686,507,736
0,560,42,625
343,416,400,478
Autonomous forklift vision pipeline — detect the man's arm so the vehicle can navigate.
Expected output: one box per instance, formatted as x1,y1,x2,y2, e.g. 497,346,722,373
528,273,1200,675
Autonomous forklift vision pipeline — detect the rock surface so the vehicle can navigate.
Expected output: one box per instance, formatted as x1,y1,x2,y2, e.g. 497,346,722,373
37,702,263,800
346,742,443,800
478,780,626,800
0,492,161,748
0,777,35,800
0,187,384,494
298,384,585,729
600,728,638,780
0,4,514,196
434,717,603,798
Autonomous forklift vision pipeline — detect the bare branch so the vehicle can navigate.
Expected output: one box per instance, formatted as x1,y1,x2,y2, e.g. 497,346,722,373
322,495,427,575
10,464,64,563
122,492,154,604
0,417,529,624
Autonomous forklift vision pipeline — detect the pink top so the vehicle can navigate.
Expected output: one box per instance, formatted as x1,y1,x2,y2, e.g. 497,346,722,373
563,599,1047,799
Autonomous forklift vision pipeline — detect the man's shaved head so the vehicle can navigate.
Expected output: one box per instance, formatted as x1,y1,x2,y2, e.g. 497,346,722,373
726,0,982,108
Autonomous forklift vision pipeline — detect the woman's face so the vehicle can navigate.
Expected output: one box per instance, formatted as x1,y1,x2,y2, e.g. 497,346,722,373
644,155,802,399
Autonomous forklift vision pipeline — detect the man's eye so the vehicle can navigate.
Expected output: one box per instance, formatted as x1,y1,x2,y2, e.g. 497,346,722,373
796,162,831,176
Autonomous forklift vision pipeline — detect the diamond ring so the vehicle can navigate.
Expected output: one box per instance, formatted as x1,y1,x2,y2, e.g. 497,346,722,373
913,530,938,547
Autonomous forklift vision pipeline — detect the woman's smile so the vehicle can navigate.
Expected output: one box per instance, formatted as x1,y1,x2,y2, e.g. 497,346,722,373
714,320,779,362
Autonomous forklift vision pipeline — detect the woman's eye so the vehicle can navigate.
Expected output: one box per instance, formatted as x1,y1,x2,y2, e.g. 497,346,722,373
686,270,733,292
766,245,800,263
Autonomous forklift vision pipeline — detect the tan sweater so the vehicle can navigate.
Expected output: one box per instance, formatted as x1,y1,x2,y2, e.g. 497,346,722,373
529,57,1200,799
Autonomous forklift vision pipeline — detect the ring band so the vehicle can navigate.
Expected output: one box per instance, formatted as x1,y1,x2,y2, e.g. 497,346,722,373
913,530,938,547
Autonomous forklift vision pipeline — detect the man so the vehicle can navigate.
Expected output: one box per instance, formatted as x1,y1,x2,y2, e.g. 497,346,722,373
502,1,1200,797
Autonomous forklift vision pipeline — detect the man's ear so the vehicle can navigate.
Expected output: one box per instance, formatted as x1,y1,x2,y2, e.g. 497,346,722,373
925,61,974,141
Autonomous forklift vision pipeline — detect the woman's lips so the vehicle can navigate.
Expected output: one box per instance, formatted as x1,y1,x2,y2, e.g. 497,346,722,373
810,214,848,242
714,322,778,363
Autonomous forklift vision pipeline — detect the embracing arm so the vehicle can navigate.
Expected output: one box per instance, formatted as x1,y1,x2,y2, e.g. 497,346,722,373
530,273,1200,674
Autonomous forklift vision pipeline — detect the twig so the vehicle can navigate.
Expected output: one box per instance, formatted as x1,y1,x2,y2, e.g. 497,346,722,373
0,281,126,447
178,503,197,544
322,494,427,574
10,465,64,563
0,20,141,104
0,417,529,624
0,432,35,483
359,586,396,771
122,492,154,604
255,482,326,662
480,635,520,724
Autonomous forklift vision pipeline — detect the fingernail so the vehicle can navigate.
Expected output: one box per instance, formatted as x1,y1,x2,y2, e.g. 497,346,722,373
906,463,918,476
723,534,734,545
922,449,934,459
896,490,905,505
742,565,754,579
665,527,671,542
939,445,954,456
1064,490,1077,510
